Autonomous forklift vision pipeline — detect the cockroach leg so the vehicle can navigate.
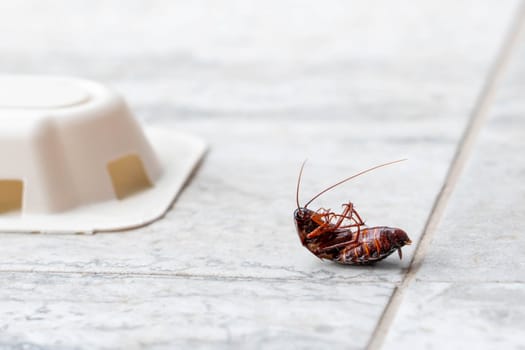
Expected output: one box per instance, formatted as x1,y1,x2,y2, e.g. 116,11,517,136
306,211,337,238
315,207,332,214
351,207,365,226
305,222,331,239
307,203,356,239
331,202,355,228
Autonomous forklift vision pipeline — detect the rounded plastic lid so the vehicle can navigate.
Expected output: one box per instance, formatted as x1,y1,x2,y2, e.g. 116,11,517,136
0,75,206,234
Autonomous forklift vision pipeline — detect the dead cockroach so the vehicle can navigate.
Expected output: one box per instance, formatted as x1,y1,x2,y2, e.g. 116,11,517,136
294,159,411,265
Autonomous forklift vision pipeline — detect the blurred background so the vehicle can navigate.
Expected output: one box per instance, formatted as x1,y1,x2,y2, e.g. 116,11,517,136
0,1,510,124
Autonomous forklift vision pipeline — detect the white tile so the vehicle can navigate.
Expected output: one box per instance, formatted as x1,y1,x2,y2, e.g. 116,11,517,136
0,272,392,349
410,34,525,283
384,18,525,349
0,0,521,348
0,120,462,282
383,282,525,349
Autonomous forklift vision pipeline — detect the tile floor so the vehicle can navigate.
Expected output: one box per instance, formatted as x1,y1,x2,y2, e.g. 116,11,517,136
0,1,523,349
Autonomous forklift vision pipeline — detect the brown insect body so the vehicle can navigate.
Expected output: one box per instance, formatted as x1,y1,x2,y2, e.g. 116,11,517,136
294,207,410,264
294,160,411,265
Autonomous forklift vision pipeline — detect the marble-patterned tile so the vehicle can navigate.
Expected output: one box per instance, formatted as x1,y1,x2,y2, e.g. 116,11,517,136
409,33,525,283
0,272,392,350
383,282,525,349
0,0,521,348
383,22,525,350
0,119,457,283
0,1,519,285
0,1,517,124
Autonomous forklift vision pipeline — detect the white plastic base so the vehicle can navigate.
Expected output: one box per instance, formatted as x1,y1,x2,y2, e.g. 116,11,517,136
0,75,206,233
0,128,205,234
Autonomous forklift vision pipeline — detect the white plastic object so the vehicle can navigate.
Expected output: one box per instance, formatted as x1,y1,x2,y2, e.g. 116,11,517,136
0,75,206,233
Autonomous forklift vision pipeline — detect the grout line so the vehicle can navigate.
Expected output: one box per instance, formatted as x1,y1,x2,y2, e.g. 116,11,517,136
0,268,391,285
1,268,523,285
366,2,525,349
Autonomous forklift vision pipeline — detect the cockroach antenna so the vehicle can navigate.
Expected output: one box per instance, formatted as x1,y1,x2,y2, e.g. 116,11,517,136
296,160,307,209
303,159,407,208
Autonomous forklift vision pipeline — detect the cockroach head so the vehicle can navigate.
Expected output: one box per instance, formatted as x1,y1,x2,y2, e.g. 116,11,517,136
294,207,312,222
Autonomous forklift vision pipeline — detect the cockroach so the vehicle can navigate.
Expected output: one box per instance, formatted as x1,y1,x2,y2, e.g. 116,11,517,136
294,159,411,265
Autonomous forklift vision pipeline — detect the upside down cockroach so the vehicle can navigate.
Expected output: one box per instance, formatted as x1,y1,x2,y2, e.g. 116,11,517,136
294,159,411,265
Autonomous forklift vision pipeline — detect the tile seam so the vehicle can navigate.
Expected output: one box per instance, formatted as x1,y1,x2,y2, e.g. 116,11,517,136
0,268,399,285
